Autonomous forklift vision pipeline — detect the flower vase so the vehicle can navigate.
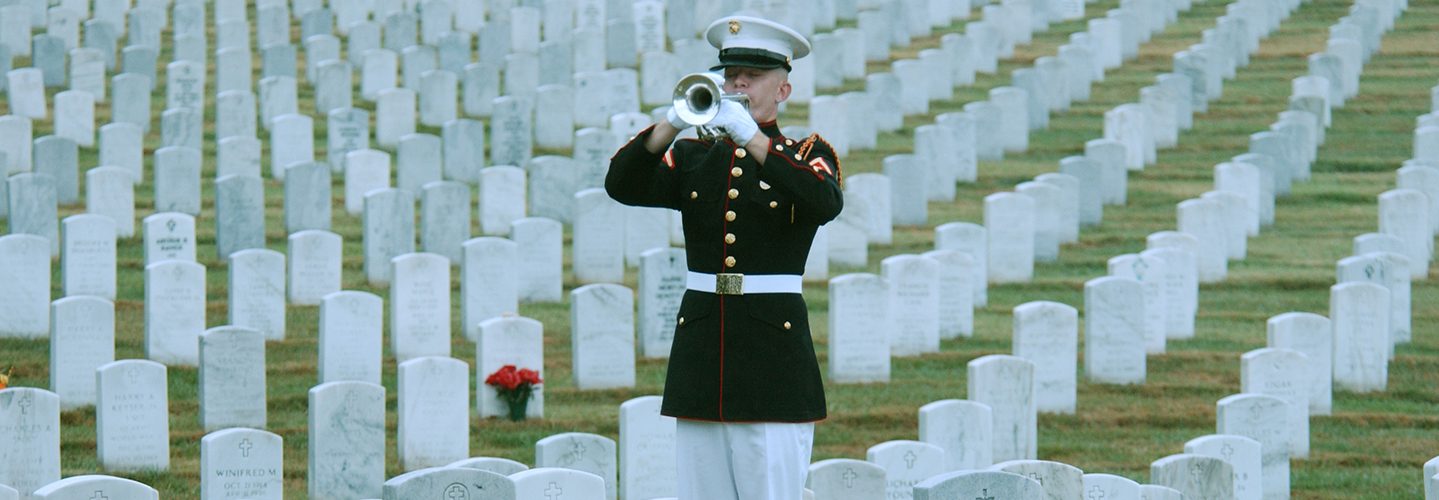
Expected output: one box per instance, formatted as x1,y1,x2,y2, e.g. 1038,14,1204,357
505,391,531,421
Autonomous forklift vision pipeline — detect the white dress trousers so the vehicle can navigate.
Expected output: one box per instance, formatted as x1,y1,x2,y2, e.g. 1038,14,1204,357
675,419,815,500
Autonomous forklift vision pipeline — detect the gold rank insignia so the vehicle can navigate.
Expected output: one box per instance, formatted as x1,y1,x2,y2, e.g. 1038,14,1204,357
729,20,741,34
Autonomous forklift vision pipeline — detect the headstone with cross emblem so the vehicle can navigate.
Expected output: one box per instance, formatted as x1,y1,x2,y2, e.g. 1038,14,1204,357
1338,252,1412,352
807,458,886,499
1240,348,1312,460
536,433,617,500
96,360,170,471
0,387,61,494
1148,454,1234,500
512,468,606,500
383,466,514,500
308,381,386,499
1083,276,1146,385
912,470,1044,500
919,399,993,472
866,440,945,499
1107,253,1168,354
1216,394,1287,500
1184,435,1260,500
449,456,530,476
201,428,283,499
1329,281,1390,393
618,396,676,499
31,475,158,499
398,356,470,471
199,327,268,431
1080,473,1140,500
1012,301,1077,414
969,355,1037,462
989,460,1084,500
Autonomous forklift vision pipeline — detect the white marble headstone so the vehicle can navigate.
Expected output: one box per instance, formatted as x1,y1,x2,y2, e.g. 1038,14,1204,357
571,283,637,390
199,326,268,431
1083,276,1146,384
390,253,453,361
918,399,993,472
1012,301,1078,414
308,381,386,500
397,356,470,470
96,359,170,471
968,355,1036,462
318,291,384,385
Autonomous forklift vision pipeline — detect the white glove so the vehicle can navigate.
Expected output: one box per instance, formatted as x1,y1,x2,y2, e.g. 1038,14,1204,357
711,99,760,144
665,106,692,130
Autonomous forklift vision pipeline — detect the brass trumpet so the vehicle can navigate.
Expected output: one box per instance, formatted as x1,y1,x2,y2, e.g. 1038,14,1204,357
672,72,749,141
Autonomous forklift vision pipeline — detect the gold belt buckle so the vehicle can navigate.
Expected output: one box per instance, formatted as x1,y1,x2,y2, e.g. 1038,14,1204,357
715,273,744,295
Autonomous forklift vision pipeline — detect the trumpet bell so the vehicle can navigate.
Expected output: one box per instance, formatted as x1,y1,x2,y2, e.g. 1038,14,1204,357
673,72,727,126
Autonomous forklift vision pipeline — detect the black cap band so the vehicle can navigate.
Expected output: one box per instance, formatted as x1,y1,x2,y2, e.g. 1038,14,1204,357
710,47,792,72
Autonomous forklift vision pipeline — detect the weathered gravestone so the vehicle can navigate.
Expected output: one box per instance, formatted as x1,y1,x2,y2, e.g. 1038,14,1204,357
461,237,519,340
7,173,59,256
1184,434,1261,500
443,119,485,183
32,475,158,499
215,175,266,260
308,381,386,500
913,470,1044,500
1082,473,1141,500
478,166,526,235
419,181,470,264
828,273,891,383
60,214,116,300
984,192,1035,283
1150,454,1234,500
199,326,267,432
882,254,940,356
288,230,342,305
144,260,206,365
318,291,383,385
807,459,886,499
448,456,530,476
1108,253,1168,354
1012,301,1078,414
33,136,78,206
867,440,946,500
571,284,637,390
1084,276,1146,384
619,396,676,499
85,167,135,240
363,188,416,286
513,217,564,303
382,467,513,500
398,356,470,471
1266,312,1333,415
1144,232,1199,339
1330,281,1389,392
638,248,685,359
1216,393,1289,499
49,296,114,410
844,173,893,245
476,316,546,419
512,468,606,500
969,355,1036,462
201,428,283,500
988,460,1084,500
142,212,195,265
391,253,452,361
535,434,618,500
96,359,170,471
918,399,993,472
154,146,202,216
228,249,287,340
344,149,390,215
0,387,61,495
573,189,626,284
1241,348,1311,459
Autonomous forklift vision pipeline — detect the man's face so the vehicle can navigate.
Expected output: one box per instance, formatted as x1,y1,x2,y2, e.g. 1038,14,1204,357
723,65,792,123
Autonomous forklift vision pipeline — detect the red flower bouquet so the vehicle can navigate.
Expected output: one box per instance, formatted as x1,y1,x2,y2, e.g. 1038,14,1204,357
485,365,542,421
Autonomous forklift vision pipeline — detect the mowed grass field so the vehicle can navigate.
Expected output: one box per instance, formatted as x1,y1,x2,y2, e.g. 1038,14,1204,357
2,0,1437,497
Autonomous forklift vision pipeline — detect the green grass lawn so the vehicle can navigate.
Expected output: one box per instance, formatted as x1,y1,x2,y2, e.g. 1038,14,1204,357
3,0,1438,497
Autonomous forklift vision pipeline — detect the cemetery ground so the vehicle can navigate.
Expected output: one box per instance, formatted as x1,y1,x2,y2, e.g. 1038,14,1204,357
2,0,1438,497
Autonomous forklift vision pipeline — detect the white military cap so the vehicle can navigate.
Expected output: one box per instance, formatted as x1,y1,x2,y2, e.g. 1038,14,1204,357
704,15,811,71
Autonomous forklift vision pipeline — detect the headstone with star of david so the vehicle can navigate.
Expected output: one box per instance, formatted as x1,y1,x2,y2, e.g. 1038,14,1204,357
866,440,946,499
31,475,158,499
201,428,283,499
989,459,1084,500
807,458,886,499
383,466,514,500
1183,434,1260,500
536,433,617,500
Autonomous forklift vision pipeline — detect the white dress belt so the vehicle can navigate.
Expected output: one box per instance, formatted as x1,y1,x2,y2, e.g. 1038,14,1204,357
686,271,803,295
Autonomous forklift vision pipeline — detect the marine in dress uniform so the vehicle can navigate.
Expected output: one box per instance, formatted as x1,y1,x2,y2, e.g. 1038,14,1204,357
605,15,843,500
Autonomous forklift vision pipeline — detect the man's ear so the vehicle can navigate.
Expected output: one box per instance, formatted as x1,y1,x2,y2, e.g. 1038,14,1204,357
776,78,792,104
